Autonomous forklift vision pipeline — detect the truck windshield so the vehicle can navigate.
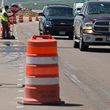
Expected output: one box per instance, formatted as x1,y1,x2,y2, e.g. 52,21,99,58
87,2,110,15
77,8,81,11
46,7,73,17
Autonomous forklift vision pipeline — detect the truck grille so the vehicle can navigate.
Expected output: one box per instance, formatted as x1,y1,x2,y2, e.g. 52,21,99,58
54,24,72,27
93,21,110,33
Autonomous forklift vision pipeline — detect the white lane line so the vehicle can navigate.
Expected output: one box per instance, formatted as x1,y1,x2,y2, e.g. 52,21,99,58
17,84,24,87
71,75,81,83
19,67,24,69
18,79,23,81
19,70,24,73
16,97,23,100
19,74,24,76
16,106,24,109
70,74,82,87
65,73,83,89
19,64,23,66
18,90,24,93
16,63,24,109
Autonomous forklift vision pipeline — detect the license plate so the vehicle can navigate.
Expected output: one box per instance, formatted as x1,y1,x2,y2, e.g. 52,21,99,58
59,31,65,35
107,36,110,41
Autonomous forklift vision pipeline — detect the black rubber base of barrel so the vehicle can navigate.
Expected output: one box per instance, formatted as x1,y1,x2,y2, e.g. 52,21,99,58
18,101,65,106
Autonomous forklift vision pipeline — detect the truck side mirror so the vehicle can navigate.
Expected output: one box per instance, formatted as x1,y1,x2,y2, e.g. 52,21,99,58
74,10,82,16
77,13,84,17
39,12,45,16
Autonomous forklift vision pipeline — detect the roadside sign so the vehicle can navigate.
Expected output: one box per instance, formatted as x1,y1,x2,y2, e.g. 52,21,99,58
10,4,20,13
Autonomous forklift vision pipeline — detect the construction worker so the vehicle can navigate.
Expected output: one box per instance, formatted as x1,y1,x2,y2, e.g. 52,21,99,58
0,5,15,39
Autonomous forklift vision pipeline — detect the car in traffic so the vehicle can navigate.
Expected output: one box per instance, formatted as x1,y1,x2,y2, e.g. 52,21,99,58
74,1,110,51
38,4,74,39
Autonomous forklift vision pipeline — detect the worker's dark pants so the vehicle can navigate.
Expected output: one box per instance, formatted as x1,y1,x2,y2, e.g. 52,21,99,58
1,21,9,39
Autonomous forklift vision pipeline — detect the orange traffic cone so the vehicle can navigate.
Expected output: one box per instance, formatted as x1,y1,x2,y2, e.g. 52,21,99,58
28,14,32,22
20,35,64,105
35,14,39,21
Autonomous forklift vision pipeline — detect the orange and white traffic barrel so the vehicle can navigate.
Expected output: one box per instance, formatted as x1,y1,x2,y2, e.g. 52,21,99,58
21,35,63,104
28,14,32,22
18,14,23,22
9,16,13,24
13,15,17,24
9,15,17,24
0,24,3,39
35,14,39,21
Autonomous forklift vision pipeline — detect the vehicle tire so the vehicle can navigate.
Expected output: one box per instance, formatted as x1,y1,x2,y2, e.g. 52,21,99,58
39,28,46,35
39,30,42,35
79,31,88,51
42,29,46,35
73,35,79,48
39,23,42,35
39,22,41,30
69,34,73,40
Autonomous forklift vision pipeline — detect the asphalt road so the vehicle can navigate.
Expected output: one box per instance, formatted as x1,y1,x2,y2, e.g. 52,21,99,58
0,17,110,110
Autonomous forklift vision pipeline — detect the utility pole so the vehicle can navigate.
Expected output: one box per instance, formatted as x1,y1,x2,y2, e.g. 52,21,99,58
1,0,5,8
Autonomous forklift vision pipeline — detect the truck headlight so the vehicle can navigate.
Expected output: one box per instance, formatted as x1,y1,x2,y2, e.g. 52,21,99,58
83,22,93,30
45,21,52,27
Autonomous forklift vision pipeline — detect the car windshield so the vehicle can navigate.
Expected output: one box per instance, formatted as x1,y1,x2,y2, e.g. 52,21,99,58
46,7,73,17
87,2,110,15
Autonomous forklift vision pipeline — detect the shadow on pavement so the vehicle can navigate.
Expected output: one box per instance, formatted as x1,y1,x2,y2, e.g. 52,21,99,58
50,103,83,107
21,102,83,107
88,47,110,53
58,47,73,49
54,37,73,40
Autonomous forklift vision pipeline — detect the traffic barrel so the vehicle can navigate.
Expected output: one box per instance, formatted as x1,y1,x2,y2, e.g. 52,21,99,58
0,22,11,39
22,35,63,105
9,16,13,24
35,14,39,21
0,24,3,39
13,15,17,24
28,14,32,22
18,14,23,22
9,15,17,24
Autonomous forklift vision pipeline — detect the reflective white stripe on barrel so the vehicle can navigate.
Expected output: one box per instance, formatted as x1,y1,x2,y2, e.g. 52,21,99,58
25,77,59,85
26,56,58,64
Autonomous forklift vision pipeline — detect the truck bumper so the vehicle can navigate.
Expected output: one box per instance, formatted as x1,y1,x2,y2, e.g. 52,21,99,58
44,27,73,36
83,33,110,45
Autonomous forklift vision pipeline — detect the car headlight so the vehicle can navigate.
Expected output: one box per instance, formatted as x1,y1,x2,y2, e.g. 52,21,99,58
45,21,52,27
83,22,93,30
